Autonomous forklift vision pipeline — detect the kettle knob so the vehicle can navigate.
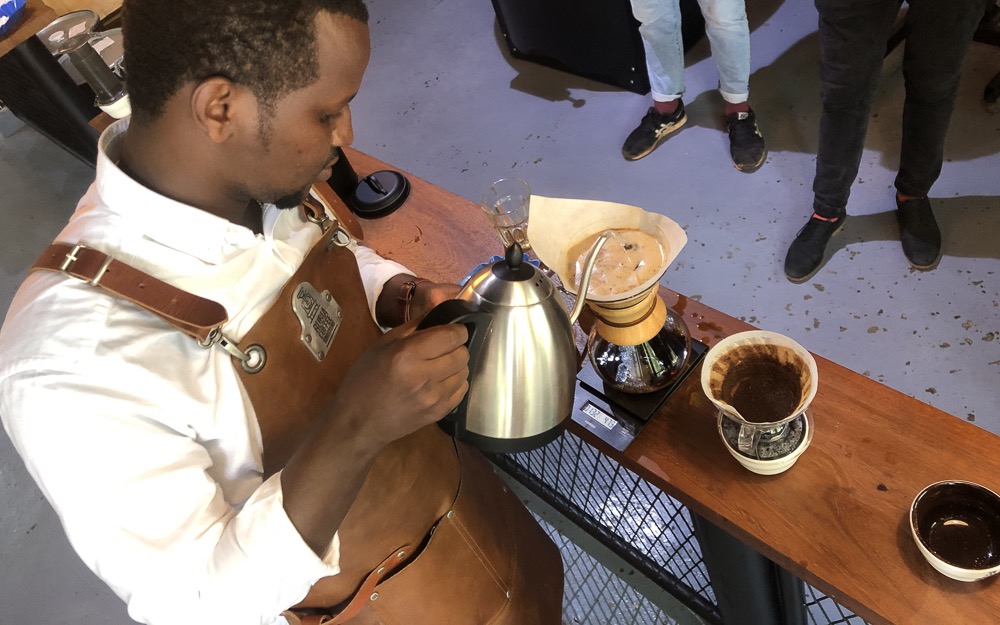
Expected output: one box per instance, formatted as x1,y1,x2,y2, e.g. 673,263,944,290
495,242,534,281
505,242,524,268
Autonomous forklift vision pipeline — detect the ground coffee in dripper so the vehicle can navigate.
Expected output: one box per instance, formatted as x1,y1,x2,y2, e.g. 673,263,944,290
701,331,818,464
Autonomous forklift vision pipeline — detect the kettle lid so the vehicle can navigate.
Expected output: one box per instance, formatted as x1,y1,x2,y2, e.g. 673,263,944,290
462,242,555,307
491,242,535,282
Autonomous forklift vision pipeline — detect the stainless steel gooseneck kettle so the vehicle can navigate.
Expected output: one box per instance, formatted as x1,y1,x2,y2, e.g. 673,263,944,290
418,236,609,452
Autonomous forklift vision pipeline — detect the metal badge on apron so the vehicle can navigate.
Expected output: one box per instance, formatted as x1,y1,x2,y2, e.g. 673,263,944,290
292,282,343,362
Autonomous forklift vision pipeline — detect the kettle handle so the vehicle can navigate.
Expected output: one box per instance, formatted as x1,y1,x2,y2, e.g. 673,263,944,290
416,299,492,438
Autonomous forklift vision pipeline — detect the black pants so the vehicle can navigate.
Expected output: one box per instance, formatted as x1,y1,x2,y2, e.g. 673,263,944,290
812,0,988,218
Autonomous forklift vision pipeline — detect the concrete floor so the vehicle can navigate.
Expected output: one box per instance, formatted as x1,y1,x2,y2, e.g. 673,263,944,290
1,0,998,623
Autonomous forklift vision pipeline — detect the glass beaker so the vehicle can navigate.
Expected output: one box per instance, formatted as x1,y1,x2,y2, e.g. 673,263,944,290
480,178,532,253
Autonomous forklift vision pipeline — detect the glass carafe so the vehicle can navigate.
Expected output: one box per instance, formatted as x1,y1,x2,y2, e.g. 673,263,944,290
587,296,691,394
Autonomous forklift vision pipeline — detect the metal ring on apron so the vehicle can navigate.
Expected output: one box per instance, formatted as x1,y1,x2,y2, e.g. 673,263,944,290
325,226,352,250
199,327,269,374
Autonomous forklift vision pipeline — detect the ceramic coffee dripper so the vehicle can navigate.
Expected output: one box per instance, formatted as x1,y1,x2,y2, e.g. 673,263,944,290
526,196,691,393
700,331,818,473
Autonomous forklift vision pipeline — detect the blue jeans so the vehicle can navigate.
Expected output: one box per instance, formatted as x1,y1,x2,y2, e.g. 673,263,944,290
812,0,989,217
630,0,751,103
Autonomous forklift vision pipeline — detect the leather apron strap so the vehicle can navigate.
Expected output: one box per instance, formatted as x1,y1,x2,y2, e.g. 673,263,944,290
30,243,228,343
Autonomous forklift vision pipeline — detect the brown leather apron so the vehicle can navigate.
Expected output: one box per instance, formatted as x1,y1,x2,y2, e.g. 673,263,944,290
33,187,564,624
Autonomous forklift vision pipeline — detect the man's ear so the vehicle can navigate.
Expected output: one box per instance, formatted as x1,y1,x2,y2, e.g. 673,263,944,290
190,77,247,144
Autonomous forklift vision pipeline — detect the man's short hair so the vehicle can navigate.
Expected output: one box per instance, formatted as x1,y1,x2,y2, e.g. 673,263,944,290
122,0,369,124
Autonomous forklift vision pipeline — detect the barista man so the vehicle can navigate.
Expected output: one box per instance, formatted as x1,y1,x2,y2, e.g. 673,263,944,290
0,1,563,623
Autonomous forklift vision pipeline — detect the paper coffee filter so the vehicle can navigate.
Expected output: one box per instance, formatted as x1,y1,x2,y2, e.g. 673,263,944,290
528,195,687,302
699,330,819,423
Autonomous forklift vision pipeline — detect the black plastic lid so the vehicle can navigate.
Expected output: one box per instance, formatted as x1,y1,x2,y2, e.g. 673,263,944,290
350,170,410,218
492,242,535,281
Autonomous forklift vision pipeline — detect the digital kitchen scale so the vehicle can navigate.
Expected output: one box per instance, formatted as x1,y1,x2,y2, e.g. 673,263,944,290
571,338,708,451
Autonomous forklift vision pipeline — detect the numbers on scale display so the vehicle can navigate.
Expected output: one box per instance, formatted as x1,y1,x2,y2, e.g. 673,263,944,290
581,401,618,431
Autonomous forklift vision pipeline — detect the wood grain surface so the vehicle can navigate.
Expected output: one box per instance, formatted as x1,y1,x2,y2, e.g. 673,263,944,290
0,0,56,58
44,0,119,19
344,146,1000,625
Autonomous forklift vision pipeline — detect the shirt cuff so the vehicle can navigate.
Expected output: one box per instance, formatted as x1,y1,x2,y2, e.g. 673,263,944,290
238,472,341,580
351,243,411,327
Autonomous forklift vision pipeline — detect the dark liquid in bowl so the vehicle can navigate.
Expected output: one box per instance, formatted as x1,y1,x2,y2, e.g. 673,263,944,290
922,502,1000,569
720,356,801,423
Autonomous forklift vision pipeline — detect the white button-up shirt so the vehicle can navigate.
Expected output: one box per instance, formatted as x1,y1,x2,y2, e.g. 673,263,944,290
0,120,409,625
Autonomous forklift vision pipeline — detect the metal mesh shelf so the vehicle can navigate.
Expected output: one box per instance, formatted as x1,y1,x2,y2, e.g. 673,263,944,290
490,431,869,625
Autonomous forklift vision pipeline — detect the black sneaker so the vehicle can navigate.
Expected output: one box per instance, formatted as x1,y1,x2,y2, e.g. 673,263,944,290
896,196,941,269
783,214,846,283
726,108,767,172
622,102,687,161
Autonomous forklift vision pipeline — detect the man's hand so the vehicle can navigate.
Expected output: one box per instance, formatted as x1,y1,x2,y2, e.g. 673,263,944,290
330,320,469,450
281,319,469,556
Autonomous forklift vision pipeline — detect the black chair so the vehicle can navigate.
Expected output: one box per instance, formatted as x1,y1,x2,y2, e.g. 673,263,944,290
490,0,705,95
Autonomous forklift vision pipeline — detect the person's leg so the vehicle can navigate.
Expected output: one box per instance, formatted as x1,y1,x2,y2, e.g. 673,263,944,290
812,0,901,216
785,0,901,282
634,0,687,100
696,0,750,105
892,0,987,269
623,0,689,160
895,0,988,198
696,0,767,171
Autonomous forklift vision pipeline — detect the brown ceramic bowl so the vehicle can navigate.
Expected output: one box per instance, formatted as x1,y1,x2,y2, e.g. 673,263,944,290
910,480,1000,582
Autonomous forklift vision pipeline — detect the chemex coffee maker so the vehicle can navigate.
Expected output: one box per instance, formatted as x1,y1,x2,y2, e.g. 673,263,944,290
527,196,705,451
701,331,818,475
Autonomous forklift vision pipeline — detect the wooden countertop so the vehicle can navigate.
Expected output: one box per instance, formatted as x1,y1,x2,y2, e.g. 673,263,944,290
344,146,1000,625
44,0,119,19
0,0,56,58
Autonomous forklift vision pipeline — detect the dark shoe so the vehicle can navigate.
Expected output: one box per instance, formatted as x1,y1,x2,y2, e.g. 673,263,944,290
622,102,687,161
726,108,767,172
896,196,941,269
784,214,846,283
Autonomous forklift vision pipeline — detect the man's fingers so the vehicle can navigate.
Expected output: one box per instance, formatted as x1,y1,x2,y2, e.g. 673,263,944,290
405,323,469,358
408,346,469,393
400,359,469,417
434,370,471,415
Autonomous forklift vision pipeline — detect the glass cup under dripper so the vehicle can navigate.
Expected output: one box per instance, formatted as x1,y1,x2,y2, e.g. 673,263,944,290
480,177,532,254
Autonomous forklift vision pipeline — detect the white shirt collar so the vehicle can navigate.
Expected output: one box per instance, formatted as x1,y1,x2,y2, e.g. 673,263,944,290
95,118,269,265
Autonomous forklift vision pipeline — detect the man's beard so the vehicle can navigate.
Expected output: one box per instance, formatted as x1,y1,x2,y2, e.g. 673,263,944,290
270,186,313,210
265,151,339,210
254,115,335,210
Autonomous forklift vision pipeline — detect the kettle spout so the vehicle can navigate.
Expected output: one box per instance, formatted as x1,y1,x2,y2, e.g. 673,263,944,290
568,231,611,325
